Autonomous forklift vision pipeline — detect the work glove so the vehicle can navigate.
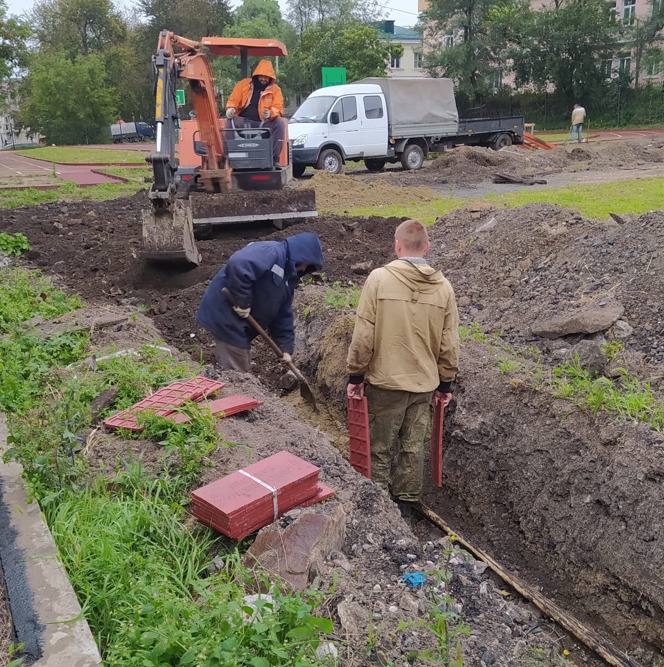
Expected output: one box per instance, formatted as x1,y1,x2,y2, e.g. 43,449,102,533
282,352,292,363
232,305,250,319
262,108,271,121
346,382,365,400
226,107,237,119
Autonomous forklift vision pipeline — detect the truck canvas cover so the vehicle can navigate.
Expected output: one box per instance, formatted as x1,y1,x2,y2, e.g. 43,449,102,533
356,77,459,138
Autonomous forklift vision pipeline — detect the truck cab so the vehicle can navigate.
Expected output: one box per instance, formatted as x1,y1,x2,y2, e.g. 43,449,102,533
290,83,389,176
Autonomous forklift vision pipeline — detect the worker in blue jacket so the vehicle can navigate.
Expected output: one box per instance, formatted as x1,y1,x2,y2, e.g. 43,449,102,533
196,232,324,372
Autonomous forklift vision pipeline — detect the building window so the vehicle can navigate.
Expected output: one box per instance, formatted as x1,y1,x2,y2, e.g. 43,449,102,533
645,60,660,77
618,55,631,76
442,34,453,48
390,53,401,69
414,51,424,69
602,59,613,79
622,0,635,25
363,95,384,119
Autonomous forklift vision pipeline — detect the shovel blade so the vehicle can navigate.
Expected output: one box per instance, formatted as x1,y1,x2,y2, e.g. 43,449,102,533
299,379,317,411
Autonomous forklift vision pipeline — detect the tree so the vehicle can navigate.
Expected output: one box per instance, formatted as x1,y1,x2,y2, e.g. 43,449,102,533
137,0,233,42
19,51,117,144
486,0,618,103
286,0,382,35
422,0,509,101
627,0,664,87
30,0,126,57
297,20,391,89
0,1,29,80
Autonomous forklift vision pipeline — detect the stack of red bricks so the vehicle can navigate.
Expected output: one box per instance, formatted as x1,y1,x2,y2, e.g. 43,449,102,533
103,375,261,432
191,451,334,540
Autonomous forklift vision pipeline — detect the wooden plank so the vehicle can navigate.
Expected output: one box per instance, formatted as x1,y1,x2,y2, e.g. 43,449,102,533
416,504,642,667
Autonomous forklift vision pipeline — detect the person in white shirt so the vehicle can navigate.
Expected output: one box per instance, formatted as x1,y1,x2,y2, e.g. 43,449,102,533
571,104,587,143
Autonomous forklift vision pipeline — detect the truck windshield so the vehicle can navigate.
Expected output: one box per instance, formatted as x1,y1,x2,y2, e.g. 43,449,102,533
290,96,336,123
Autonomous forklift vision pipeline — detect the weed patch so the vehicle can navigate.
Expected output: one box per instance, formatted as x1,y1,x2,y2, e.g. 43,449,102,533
0,181,142,208
324,282,361,310
0,232,30,256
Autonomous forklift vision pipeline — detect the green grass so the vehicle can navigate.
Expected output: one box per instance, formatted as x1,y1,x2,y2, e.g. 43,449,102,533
16,146,147,164
0,180,143,208
345,177,664,224
345,197,462,224
484,177,664,219
324,282,361,309
0,265,334,664
98,165,151,183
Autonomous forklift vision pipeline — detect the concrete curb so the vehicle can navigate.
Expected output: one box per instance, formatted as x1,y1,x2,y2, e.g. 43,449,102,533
0,416,101,666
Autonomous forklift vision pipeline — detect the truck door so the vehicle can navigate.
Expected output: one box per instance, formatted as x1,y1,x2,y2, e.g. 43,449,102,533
360,94,388,157
328,96,363,158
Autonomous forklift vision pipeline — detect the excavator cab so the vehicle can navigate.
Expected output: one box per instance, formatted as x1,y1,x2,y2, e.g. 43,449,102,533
142,33,317,266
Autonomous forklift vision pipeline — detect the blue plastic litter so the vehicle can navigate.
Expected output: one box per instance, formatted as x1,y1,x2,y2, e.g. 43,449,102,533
402,572,427,589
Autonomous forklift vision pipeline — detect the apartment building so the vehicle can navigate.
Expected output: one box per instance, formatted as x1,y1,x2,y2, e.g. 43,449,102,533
376,20,427,78
418,0,664,85
0,83,39,149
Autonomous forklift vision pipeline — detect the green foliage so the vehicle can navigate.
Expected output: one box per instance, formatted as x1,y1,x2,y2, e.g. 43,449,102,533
0,180,143,208
324,282,360,310
458,322,487,344
552,361,664,430
0,1,30,80
0,232,30,256
298,20,391,88
19,50,117,144
497,358,521,375
422,0,507,101
486,0,618,104
0,267,81,331
601,340,624,361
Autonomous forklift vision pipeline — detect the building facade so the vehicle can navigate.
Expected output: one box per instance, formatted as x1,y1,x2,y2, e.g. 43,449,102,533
377,21,427,78
0,83,39,149
418,0,664,85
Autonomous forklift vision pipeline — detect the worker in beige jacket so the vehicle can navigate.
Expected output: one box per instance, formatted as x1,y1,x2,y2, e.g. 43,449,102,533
571,104,586,143
346,219,459,519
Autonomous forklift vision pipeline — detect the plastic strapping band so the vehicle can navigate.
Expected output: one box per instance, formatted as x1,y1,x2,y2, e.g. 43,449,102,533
239,469,279,520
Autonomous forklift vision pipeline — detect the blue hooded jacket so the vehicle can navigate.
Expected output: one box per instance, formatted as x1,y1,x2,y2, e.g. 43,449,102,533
196,232,324,353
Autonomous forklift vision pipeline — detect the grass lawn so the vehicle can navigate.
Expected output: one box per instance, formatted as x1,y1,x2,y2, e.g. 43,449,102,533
0,180,143,208
98,165,151,183
16,146,147,164
345,176,664,223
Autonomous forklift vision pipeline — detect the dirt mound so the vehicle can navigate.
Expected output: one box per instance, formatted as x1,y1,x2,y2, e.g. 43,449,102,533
293,170,437,212
428,205,664,372
427,340,664,665
0,195,400,370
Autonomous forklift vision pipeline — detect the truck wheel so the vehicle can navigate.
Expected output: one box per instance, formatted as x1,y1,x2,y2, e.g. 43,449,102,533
493,133,513,150
292,163,306,178
400,144,424,170
365,158,386,172
317,148,343,174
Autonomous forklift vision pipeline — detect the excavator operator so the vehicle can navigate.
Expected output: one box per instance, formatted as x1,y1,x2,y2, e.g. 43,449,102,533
225,59,285,164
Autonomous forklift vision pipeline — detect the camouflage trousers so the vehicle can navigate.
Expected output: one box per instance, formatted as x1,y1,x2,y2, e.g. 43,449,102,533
366,384,433,503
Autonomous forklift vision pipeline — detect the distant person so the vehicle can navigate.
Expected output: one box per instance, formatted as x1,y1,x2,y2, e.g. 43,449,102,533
226,60,285,164
346,219,460,520
196,233,323,372
571,104,586,143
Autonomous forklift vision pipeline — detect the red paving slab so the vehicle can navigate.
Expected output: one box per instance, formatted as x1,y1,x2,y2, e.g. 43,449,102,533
191,451,324,540
347,396,371,479
167,395,262,424
104,376,225,431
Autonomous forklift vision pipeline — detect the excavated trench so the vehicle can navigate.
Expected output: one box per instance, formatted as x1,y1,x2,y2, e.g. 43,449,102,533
1,194,663,663
293,297,664,666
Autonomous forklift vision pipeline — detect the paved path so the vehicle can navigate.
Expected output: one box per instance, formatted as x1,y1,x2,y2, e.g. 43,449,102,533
0,151,124,186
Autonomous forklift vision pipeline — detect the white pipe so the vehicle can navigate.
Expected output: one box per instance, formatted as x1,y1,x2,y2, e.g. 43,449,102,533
156,122,162,152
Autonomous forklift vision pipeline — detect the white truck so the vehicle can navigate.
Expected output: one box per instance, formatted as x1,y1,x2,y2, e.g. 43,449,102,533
289,77,524,176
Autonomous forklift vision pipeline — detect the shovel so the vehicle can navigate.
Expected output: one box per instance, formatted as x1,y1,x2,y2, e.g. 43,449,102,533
222,287,317,411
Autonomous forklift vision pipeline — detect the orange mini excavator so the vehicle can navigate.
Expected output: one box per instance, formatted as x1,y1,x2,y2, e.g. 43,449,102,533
143,31,317,265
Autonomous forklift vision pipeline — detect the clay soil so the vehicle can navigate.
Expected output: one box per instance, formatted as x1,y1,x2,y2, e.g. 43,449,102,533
352,137,664,188
2,190,664,664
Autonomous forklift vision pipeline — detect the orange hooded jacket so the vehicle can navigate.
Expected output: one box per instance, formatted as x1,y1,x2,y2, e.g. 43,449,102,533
226,60,284,120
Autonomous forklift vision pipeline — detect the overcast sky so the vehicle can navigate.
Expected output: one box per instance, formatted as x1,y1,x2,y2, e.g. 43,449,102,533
5,0,421,25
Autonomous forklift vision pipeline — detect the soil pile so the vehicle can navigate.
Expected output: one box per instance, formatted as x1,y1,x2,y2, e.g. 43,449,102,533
428,205,664,368
293,170,437,211
0,195,400,368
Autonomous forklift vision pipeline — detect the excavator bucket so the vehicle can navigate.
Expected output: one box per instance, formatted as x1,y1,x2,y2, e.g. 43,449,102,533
142,199,202,265
190,189,317,231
